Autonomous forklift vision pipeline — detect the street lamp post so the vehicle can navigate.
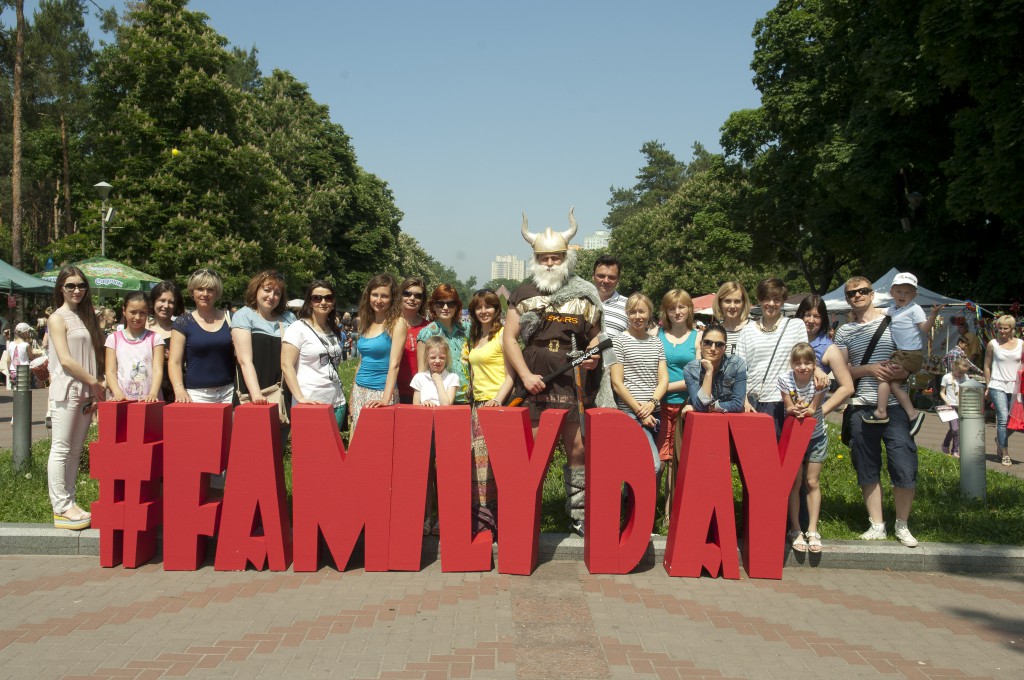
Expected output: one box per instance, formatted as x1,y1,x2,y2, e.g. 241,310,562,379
94,181,112,257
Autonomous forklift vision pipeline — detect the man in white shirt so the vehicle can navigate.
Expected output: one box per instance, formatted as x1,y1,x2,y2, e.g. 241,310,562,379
593,255,627,336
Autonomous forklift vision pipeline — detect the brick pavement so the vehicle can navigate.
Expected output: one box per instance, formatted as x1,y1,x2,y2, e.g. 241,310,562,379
0,555,1021,679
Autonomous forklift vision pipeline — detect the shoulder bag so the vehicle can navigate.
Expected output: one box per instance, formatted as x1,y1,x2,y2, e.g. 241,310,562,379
840,316,891,446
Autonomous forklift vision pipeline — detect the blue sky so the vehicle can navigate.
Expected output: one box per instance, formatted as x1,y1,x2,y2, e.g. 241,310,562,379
10,0,777,284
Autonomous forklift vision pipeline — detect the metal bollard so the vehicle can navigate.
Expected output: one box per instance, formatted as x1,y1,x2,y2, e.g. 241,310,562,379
12,364,33,472
958,378,986,501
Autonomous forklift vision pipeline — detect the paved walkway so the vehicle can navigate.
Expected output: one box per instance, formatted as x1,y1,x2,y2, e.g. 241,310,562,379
0,555,1021,679
0,388,53,451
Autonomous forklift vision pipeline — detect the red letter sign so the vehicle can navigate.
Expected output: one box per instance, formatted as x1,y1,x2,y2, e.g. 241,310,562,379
214,405,292,571
291,405,394,572
663,413,740,579
387,405,435,571
481,407,564,575
163,403,231,570
90,402,163,568
434,406,493,572
584,409,656,574
730,415,814,579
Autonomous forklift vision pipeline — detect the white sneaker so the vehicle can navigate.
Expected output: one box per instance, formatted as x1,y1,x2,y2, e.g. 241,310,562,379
894,520,918,548
859,520,887,540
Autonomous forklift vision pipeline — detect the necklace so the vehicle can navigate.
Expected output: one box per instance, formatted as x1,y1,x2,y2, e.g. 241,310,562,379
759,317,781,334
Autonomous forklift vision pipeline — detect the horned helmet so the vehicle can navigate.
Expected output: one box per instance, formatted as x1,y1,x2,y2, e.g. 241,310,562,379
521,207,578,255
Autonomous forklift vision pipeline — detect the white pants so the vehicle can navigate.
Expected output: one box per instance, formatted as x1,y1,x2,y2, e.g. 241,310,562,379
48,383,92,515
186,383,233,404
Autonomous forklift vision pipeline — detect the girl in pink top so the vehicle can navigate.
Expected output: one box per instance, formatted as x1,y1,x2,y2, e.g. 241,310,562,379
104,291,165,402
47,266,105,531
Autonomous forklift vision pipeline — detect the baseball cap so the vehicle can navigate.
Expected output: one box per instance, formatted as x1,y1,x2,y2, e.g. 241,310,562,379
14,322,32,334
892,272,918,289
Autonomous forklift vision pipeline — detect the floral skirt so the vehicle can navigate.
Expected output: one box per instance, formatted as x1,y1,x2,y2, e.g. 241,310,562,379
471,402,498,533
349,384,396,434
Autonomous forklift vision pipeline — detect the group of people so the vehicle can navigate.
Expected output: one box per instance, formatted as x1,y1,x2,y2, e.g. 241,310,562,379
35,215,1018,555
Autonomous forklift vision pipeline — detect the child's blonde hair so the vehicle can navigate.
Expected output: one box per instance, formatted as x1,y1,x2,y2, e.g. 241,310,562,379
952,358,971,373
422,336,451,371
789,342,816,366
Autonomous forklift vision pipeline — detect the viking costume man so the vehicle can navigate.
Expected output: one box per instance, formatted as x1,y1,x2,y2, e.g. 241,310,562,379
503,208,611,536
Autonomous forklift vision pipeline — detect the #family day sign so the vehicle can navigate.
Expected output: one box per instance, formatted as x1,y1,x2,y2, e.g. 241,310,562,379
88,403,814,580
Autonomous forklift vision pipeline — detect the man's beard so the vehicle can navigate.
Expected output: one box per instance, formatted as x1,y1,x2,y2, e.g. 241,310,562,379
531,258,571,293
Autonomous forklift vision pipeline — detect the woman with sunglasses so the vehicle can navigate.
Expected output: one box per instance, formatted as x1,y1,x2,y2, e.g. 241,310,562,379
282,281,346,429
682,324,747,414
417,284,471,405
396,277,431,404
232,270,295,406
350,274,408,431
168,269,235,404
147,281,184,403
47,266,106,530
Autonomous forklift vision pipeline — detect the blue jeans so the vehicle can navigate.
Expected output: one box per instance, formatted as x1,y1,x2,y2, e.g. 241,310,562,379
625,411,662,475
988,388,1015,449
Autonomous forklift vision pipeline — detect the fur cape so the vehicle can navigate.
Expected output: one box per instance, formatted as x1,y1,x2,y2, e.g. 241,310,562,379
516,275,615,409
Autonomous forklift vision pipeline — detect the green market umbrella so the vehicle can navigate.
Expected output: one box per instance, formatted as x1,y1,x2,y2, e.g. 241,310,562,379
37,257,161,296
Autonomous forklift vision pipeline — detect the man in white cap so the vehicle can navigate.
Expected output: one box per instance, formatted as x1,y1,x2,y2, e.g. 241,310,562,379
503,208,610,536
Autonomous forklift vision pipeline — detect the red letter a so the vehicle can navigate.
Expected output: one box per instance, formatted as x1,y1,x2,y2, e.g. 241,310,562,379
481,407,564,575
663,413,740,579
730,414,814,579
584,408,656,574
163,403,231,571
291,405,394,572
214,404,292,571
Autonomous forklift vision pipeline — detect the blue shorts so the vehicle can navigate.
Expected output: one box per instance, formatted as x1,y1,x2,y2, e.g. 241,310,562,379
804,432,828,464
848,405,918,488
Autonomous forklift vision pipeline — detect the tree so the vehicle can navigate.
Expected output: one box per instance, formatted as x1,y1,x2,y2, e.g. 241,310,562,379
604,140,687,231
608,144,769,302
721,0,1024,299
10,0,25,268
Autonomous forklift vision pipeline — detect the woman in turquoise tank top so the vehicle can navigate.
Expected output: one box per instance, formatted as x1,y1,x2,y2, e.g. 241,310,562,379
656,289,701,529
349,274,408,432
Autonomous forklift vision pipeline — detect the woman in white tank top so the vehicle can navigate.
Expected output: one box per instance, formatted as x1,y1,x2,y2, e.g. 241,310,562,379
983,315,1022,466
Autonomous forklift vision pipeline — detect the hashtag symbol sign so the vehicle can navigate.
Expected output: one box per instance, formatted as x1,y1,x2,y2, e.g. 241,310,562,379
90,401,164,568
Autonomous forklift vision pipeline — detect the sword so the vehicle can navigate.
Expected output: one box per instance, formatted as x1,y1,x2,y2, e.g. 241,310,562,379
504,337,612,407
569,336,587,436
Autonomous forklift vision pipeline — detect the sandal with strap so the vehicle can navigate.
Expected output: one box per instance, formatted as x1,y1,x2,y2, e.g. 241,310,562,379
788,530,807,552
805,531,822,553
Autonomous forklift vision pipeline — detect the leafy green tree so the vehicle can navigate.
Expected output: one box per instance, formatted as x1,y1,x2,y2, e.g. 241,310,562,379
722,0,1023,299
604,140,687,231
610,145,767,301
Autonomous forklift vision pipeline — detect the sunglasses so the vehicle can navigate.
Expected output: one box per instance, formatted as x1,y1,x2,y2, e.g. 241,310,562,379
63,282,88,292
192,267,220,278
433,300,457,309
845,287,873,299
310,294,335,304
403,291,425,300
702,340,726,349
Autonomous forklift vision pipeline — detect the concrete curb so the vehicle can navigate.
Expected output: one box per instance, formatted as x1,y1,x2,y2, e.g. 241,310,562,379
3,523,1022,574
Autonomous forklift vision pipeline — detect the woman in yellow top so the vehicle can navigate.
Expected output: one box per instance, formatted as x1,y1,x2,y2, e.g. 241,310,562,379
463,289,513,535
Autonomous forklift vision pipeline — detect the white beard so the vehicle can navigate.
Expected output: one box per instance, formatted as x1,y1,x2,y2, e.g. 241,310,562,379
531,258,571,293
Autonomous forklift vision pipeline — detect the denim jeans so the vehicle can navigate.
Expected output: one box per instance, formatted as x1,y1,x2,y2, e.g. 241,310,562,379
988,388,1015,449
625,411,662,475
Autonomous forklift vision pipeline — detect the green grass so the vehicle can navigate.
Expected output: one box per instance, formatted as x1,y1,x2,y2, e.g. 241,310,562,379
5,375,1023,546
